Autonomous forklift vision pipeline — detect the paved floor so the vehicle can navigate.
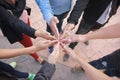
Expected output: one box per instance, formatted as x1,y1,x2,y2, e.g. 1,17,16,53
0,0,120,80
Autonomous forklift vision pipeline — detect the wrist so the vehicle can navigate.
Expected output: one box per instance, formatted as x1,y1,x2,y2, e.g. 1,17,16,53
34,30,38,37
77,35,88,42
68,23,75,30
34,30,41,37
30,46,38,53
67,20,76,25
84,34,90,41
72,35,80,42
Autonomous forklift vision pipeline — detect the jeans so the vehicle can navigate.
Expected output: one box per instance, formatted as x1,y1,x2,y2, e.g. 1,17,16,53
89,49,120,77
0,61,28,78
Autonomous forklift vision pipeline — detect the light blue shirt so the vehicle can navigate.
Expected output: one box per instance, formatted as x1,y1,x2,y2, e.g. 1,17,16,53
35,0,72,25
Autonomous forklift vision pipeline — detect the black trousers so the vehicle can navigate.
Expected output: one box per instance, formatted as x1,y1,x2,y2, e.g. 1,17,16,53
89,49,120,77
0,61,28,78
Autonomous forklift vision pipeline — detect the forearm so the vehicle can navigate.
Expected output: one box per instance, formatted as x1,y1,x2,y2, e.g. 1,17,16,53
12,20,36,38
77,58,113,80
62,45,112,80
0,46,36,59
85,23,120,40
67,0,89,25
50,23,59,37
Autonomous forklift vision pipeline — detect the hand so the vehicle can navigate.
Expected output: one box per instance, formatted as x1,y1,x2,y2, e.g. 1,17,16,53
64,23,75,32
60,43,79,61
33,40,57,52
49,16,60,38
35,29,56,40
61,23,75,39
61,34,87,44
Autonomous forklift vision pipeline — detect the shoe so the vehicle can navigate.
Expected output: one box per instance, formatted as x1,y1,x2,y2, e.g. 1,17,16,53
9,62,17,68
28,73,35,80
34,61,56,80
35,57,44,64
84,41,89,45
71,66,84,73
48,46,54,54
63,53,69,62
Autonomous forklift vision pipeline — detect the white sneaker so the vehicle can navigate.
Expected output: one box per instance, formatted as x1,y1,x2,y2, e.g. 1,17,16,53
9,62,17,68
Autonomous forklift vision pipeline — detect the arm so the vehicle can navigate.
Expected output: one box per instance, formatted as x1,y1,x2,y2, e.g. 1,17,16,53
0,46,37,58
78,54,113,80
0,6,36,38
0,40,57,59
84,23,120,40
67,0,89,25
12,0,26,17
61,44,113,80
35,0,59,37
62,0,89,39
0,6,54,40
48,43,60,64
62,23,120,43
35,0,53,25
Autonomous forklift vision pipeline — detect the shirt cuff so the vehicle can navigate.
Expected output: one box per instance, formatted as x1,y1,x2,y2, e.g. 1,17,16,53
45,13,54,25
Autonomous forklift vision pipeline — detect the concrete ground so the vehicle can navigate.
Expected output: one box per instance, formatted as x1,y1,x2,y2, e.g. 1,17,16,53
0,0,120,80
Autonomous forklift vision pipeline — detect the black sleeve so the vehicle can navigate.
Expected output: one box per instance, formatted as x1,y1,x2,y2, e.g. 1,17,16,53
12,0,26,17
67,0,89,25
0,6,36,38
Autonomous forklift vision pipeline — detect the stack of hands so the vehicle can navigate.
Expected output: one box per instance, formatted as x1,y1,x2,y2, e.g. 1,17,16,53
33,16,90,64
33,16,88,63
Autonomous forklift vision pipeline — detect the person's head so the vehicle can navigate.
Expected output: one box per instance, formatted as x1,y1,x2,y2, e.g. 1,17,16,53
5,0,17,4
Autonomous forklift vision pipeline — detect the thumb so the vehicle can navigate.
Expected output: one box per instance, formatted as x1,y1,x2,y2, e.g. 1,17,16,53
54,17,59,24
48,40,57,46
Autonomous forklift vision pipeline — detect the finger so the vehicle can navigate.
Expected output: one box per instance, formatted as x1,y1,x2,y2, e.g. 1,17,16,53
48,35,56,40
54,17,59,23
49,40,58,46
68,25,75,30
61,39,72,44
60,42,67,49
60,31,66,39
43,32,56,40
60,29,70,40
61,39,69,44
62,49,68,53
52,26,59,38
60,42,72,53
51,36,57,40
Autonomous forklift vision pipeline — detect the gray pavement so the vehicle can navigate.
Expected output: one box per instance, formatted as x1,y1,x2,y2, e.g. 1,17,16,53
0,0,120,80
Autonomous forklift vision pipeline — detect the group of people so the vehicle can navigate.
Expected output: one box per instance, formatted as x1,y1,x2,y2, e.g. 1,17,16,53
0,0,120,80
